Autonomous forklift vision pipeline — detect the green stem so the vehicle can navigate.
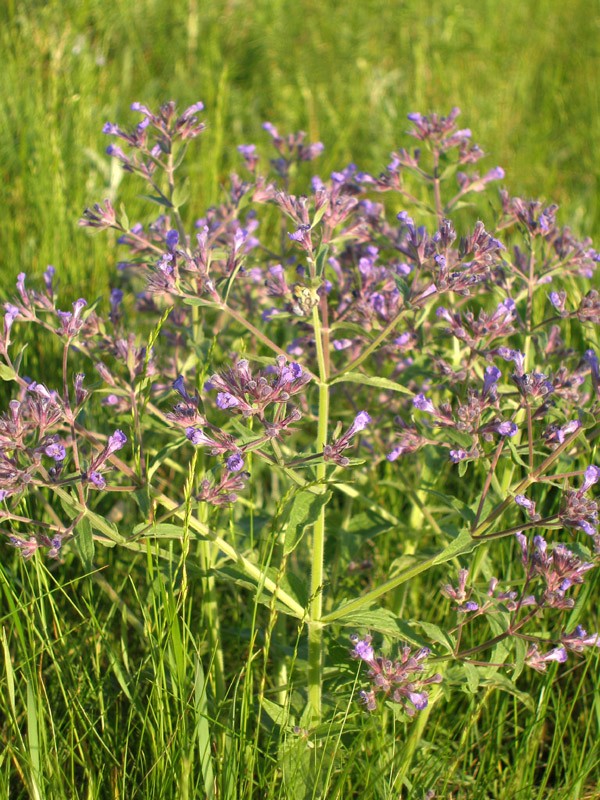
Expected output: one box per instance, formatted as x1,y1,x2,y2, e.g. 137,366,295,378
307,303,330,724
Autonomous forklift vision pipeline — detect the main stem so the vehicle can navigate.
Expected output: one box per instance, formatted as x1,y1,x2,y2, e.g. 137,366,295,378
308,302,330,724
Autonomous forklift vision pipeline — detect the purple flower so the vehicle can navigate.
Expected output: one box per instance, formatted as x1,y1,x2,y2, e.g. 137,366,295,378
333,339,353,351
45,443,66,461
350,634,374,663
413,394,436,415
89,471,106,489
496,421,518,437
561,626,600,652
584,349,599,381
483,365,501,396
216,392,239,410
166,230,179,250
449,449,468,463
579,465,600,495
348,411,371,435
107,430,127,454
226,453,245,473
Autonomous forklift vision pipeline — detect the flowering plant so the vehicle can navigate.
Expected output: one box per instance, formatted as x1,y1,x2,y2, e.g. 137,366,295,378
3,101,600,770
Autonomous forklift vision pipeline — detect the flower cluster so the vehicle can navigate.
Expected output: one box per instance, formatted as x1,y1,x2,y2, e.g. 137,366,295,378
350,635,442,716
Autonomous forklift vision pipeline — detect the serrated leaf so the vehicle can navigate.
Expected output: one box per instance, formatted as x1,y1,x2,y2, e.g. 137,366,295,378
74,517,94,571
332,608,428,646
284,489,331,555
330,371,413,395
463,662,480,693
418,621,455,653
481,672,533,710
431,528,477,565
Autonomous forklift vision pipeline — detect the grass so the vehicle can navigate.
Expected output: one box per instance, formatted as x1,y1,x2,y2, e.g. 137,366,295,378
2,1,600,798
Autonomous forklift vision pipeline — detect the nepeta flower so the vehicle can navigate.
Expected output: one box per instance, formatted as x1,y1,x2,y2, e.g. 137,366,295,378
44,442,66,461
525,644,567,672
226,453,245,472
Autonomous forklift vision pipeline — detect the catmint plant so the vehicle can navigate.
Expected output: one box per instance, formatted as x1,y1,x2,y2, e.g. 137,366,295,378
3,99,600,752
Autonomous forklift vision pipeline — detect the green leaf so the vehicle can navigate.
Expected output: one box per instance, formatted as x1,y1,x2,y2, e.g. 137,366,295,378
172,178,190,209
74,516,94,571
443,428,473,449
418,621,455,653
330,371,414,395
0,363,17,381
261,698,290,728
137,193,172,208
284,489,331,555
315,242,329,277
431,528,478,565
331,607,428,646
463,662,480,694
311,205,328,229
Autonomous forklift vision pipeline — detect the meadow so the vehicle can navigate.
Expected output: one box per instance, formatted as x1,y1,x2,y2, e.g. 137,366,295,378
1,1,600,798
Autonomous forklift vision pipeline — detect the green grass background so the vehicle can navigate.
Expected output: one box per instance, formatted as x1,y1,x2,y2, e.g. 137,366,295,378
2,0,600,295
2,1,600,798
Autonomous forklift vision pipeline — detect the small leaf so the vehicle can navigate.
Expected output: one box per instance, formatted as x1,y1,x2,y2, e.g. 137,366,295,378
74,517,94,571
0,364,17,381
261,698,289,728
431,528,477,565
136,193,172,208
418,621,455,653
284,489,331,555
172,178,190,209
463,662,480,693
330,371,413,395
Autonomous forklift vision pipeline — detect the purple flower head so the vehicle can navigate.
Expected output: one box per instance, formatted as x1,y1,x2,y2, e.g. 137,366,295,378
106,430,127,454
515,494,533,511
16,272,27,303
216,392,239,410
483,365,501,396
350,634,374,663
173,375,191,402
102,122,120,135
166,230,179,250
130,102,153,116
496,421,518,437
579,465,600,495
347,411,372,437
333,338,353,351
262,121,279,139
4,304,20,341
44,265,56,294
226,453,245,473
561,625,600,652
238,144,257,158
497,347,525,375
549,291,566,313
180,101,204,120
525,645,568,672
584,349,599,381
413,394,436,415
45,442,66,461
449,449,468,463
89,471,106,490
